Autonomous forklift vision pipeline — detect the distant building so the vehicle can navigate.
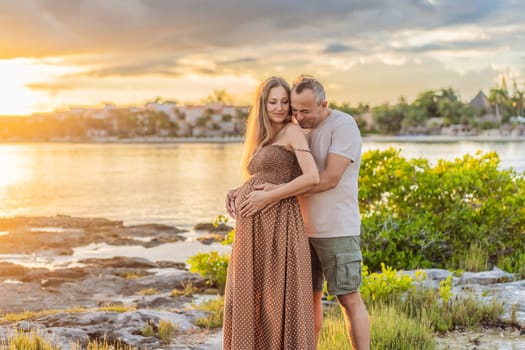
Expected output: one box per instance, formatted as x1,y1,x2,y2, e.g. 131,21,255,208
442,124,476,136
358,111,375,131
469,90,500,125
426,117,445,128
145,100,178,122
469,91,489,110
182,106,207,125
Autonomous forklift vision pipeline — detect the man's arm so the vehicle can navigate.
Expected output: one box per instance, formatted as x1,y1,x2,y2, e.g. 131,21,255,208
253,153,351,195
305,153,352,194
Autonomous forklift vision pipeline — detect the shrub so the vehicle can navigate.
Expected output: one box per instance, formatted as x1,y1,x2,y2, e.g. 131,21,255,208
360,149,525,272
187,251,229,293
360,263,422,304
213,214,235,246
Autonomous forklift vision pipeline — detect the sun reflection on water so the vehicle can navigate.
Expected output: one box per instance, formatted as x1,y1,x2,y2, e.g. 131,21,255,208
0,146,28,201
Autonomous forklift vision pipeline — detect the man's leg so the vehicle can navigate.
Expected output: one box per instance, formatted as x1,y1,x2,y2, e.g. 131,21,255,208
313,291,323,347
337,292,370,350
309,240,325,348
312,236,370,350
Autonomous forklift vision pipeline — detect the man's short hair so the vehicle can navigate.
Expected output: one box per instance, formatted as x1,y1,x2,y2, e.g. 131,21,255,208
292,74,326,105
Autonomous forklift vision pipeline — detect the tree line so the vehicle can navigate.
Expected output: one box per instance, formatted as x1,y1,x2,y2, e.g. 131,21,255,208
331,78,524,134
1,80,523,140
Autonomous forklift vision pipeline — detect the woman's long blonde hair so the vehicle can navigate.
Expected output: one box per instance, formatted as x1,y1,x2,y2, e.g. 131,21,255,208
241,76,291,179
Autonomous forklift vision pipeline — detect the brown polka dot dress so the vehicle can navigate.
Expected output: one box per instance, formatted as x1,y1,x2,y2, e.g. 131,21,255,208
223,145,315,350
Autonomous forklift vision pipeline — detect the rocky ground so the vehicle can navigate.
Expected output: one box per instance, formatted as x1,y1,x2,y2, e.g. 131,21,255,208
0,215,523,349
0,215,229,349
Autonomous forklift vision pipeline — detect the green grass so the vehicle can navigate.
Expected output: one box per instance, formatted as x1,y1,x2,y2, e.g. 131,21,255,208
141,322,156,337
460,242,489,272
157,320,177,344
117,271,148,279
318,304,436,350
136,288,160,296
140,319,178,344
394,287,504,333
84,338,134,350
171,281,198,297
1,305,136,325
317,307,352,350
0,330,60,350
370,303,435,350
1,308,88,323
193,296,224,329
96,304,136,313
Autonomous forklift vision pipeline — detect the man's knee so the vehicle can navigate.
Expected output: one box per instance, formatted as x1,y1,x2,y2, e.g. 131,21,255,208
337,291,365,311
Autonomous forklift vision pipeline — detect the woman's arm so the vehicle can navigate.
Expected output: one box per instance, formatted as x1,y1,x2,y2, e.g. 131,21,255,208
239,124,319,217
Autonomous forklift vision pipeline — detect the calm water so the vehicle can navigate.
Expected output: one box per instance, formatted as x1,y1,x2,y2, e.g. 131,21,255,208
0,140,523,229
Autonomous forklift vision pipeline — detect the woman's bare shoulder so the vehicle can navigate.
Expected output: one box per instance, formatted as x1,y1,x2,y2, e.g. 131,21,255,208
283,122,303,135
282,122,309,147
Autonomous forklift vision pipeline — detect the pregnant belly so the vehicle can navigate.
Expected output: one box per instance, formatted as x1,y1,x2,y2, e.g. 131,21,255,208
234,177,274,216
234,182,254,215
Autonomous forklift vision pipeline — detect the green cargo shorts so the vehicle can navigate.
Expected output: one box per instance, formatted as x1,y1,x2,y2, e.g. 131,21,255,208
310,236,362,296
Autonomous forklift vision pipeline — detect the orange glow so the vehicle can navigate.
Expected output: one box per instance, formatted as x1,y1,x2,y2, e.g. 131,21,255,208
0,146,27,191
0,60,37,115
0,58,81,116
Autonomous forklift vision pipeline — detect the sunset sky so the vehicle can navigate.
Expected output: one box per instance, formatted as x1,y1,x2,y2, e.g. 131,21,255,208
1,0,524,115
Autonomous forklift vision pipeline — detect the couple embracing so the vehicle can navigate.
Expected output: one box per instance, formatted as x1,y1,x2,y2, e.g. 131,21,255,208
223,75,370,350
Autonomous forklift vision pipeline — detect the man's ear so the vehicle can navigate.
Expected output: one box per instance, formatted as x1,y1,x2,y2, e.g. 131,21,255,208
321,100,328,108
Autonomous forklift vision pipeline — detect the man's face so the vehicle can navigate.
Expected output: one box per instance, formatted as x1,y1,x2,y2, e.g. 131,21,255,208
291,89,326,129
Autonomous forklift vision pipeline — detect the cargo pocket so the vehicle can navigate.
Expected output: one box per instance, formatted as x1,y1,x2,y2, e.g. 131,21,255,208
335,252,362,291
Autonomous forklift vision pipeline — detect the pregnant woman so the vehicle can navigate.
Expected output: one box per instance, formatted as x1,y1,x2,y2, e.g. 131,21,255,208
222,76,319,350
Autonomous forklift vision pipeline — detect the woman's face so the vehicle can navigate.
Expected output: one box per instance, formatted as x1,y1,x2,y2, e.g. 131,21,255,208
265,86,290,124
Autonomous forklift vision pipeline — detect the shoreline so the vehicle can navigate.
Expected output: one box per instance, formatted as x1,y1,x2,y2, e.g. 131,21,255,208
1,134,525,144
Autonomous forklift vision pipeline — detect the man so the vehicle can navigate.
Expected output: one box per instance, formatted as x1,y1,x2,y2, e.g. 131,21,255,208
288,75,370,350
227,75,370,349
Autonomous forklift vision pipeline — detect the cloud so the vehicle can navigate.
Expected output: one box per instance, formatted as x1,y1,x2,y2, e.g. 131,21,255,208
1,0,523,111
2,0,521,59
26,81,76,92
323,44,355,54
81,60,182,78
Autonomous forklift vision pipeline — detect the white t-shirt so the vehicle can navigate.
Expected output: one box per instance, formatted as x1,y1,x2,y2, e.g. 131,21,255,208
299,109,362,238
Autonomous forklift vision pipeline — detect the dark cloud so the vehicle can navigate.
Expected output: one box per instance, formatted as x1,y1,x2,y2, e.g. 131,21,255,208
395,41,496,53
221,58,258,65
4,0,520,59
82,59,182,78
323,44,355,54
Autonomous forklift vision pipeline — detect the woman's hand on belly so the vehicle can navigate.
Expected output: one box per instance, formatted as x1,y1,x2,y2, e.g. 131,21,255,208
225,188,239,219
239,189,276,217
